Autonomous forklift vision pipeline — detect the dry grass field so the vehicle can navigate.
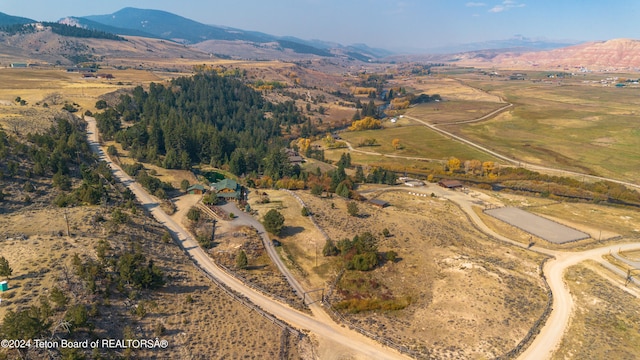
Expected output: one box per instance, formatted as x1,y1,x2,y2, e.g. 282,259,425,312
337,124,503,162
260,187,548,359
0,203,308,359
393,76,503,103
247,190,333,293
553,263,640,359
0,68,313,359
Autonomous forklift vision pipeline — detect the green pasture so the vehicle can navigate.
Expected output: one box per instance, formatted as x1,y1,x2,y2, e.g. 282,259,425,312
323,146,442,173
338,125,503,163
450,78,640,181
405,100,506,124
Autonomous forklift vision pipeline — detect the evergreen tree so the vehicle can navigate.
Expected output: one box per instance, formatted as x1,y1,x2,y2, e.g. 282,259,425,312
322,239,339,256
262,209,285,235
229,149,247,176
0,256,12,279
336,182,351,198
355,166,365,183
330,164,347,192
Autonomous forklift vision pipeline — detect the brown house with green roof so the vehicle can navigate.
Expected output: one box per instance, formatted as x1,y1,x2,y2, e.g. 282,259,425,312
211,178,244,201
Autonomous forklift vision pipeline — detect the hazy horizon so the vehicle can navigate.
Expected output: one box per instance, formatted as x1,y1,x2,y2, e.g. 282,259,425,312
1,1,639,52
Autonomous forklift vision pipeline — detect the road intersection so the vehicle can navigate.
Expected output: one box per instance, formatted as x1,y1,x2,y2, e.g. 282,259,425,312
86,114,640,359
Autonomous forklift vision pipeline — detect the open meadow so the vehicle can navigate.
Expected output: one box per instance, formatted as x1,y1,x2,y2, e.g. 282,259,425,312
434,72,640,182
337,124,504,162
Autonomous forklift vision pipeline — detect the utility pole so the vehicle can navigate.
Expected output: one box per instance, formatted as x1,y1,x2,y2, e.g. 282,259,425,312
64,210,70,237
211,219,218,242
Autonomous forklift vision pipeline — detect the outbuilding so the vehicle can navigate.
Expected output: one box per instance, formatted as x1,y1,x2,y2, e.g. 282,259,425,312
187,184,206,195
438,179,463,189
368,199,389,208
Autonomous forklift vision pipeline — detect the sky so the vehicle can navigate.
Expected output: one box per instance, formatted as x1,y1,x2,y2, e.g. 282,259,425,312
2,0,640,52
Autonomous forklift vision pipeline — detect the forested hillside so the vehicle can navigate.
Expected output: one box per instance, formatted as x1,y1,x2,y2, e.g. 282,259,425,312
97,72,305,176
0,22,124,40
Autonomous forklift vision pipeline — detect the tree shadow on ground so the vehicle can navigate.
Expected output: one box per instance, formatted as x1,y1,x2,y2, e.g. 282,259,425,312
280,226,304,237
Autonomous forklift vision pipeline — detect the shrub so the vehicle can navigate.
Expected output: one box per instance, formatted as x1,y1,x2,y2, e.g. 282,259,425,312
180,179,190,191
347,201,359,217
187,207,201,222
236,250,248,270
386,251,398,263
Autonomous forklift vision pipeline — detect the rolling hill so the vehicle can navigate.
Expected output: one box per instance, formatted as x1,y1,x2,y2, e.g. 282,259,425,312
0,12,34,26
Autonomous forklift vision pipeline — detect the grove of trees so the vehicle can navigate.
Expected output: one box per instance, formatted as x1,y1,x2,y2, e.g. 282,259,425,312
96,72,306,180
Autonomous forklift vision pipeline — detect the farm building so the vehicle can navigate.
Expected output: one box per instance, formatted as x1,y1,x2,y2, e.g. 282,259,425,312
10,63,27,68
438,179,463,189
368,199,389,208
187,184,206,195
284,148,305,166
211,178,244,201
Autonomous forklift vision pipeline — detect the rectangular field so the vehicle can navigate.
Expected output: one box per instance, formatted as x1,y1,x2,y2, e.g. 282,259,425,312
485,207,590,243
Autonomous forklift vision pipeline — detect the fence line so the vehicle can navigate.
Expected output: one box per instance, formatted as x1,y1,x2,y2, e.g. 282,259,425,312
496,257,554,359
282,189,330,241
164,226,303,339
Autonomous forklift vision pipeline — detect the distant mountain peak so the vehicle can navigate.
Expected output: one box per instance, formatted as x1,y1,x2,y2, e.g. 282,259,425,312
81,7,390,60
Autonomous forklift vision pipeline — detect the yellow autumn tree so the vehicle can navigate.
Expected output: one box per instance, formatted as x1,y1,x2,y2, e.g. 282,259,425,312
348,116,382,131
294,138,311,153
482,161,495,176
391,98,410,109
447,157,461,174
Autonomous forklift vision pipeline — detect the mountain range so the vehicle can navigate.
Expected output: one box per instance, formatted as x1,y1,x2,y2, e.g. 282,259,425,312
1,7,640,70
0,7,574,61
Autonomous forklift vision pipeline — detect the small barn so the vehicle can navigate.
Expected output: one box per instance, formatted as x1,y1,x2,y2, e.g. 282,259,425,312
187,184,206,195
368,199,389,208
438,179,463,189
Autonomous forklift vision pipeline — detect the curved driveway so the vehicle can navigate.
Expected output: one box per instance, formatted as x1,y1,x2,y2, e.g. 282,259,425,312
85,117,409,360
88,108,640,359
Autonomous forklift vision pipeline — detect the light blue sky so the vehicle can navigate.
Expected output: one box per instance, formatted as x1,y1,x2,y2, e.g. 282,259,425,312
2,1,639,51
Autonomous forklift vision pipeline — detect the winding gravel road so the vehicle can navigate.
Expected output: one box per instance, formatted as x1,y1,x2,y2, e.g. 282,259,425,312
85,116,409,359
87,107,640,359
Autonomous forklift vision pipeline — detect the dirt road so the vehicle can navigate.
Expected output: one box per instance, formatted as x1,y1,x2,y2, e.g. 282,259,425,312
388,183,640,360
85,117,409,359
